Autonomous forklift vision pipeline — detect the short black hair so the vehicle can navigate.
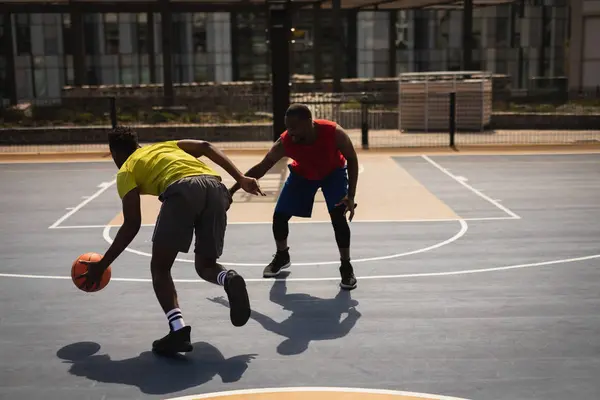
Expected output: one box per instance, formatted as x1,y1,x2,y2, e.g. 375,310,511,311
108,126,139,155
285,103,312,120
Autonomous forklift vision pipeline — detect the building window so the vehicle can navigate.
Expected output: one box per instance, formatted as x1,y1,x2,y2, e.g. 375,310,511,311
192,13,207,53
235,12,269,81
135,13,150,84
83,14,99,55
33,56,47,97
62,14,72,55
0,56,6,101
104,13,119,54
44,24,60,56
135,13,148,54
357,11,387,78
16,14,32,55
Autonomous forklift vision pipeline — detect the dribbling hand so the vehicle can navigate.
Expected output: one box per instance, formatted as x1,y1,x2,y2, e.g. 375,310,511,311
77,258,109,291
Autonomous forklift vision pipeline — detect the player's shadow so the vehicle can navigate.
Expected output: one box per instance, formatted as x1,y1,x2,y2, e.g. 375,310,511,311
56,341,256,395
208,271,361,356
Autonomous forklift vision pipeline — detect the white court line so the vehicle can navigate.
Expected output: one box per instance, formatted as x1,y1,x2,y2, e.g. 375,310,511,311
0,252,598,283
103,219,469,266
49,216,517,230
421,155,521,219
48,180,116,229
46,163,363,230
165,387,470,400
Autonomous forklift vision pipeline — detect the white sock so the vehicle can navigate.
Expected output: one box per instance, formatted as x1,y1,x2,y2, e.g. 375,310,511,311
166,308,185,331
217,270,227,286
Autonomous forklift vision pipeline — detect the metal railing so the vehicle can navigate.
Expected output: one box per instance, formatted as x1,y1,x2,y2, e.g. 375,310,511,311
1,89,599,150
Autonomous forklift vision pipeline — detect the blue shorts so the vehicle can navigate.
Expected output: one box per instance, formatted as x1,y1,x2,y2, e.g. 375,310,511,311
274,165,348,218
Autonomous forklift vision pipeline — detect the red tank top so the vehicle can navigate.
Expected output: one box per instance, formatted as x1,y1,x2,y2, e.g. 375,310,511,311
280,119,346,180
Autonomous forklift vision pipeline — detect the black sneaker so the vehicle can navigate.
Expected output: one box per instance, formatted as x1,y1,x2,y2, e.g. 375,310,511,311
224,270,251,327
263,248,291,278
152,325,193,356
339,260,357,290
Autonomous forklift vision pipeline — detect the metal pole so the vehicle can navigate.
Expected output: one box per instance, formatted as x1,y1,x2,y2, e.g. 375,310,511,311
267,0,291,141
332,0,342,92
449,92,456,148
360,94,369,149
160,0,174,107
462,0,473,70
109,97,117,128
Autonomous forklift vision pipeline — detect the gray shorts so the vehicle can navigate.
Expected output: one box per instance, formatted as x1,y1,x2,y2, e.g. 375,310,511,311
152,175,230,259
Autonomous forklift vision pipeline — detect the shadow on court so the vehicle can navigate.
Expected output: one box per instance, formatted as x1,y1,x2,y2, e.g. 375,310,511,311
56,341,256,395
208,271,361,356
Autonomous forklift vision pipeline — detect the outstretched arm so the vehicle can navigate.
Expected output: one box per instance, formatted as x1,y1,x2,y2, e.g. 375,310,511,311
101,188,142,266
229,138,286,196
178,139,245,182
177,139,264,196
77,188,141,290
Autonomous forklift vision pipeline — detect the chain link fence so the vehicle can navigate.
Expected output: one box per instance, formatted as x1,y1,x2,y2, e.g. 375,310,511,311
1,88,599,153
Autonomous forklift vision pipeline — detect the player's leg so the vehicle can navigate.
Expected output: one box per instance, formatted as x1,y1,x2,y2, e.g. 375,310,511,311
193,176,251,327
262,212,292,278
264,166,318,278
150,188,195,354
321,167,357,290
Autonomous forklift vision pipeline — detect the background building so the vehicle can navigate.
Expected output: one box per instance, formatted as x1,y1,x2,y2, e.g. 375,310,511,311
0,0,587,104
568,0,600,90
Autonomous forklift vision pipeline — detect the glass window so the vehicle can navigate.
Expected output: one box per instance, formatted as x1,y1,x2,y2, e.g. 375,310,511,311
0,56,6,100
136,13,148,54
235,11,269,80
121,67,134,85
64,55,74,86
34,66,47,97
139,54,150,84
104,13,119,55
44,25,59,55
193,13,207,53
62,14,73,55
171,13,187,55
16,14,32,55
16,68,33,99
194,64,209,81
121,54,134,67
84,14,99,55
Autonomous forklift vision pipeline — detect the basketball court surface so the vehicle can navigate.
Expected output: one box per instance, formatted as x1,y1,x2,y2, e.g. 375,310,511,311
1,150,599,400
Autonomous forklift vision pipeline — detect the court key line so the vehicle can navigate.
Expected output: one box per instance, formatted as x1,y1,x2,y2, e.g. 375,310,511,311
102,219,469,266
50,215,517,230
48,180,116,229
46,164,364,230
0,253,598,283
421,155,521,220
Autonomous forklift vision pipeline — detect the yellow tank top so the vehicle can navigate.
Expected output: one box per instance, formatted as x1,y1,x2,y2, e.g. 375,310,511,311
116,140,220,199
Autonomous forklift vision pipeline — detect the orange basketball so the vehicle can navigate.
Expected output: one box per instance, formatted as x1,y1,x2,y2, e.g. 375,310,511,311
71,252,111,292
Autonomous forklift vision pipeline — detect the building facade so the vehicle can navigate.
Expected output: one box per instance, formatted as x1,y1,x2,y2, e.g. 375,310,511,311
568,0,600,90
0,0,577,103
